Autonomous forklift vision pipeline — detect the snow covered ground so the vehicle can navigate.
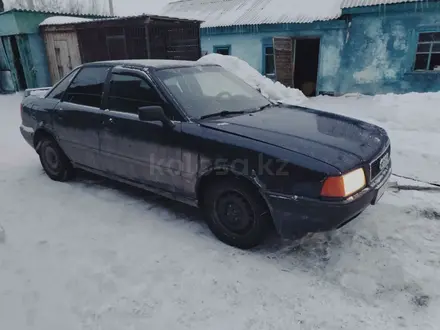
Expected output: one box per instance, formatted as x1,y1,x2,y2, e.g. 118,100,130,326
1,89,440,330
306,93,440,186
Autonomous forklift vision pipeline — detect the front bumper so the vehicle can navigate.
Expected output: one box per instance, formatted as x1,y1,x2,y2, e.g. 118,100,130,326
265,166,392,238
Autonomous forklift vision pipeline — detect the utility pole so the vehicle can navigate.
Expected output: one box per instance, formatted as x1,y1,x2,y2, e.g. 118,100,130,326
108,0,114,15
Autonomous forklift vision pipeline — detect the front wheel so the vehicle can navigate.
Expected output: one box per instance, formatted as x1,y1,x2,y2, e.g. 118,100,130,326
38,138,74,181
203,179,270,249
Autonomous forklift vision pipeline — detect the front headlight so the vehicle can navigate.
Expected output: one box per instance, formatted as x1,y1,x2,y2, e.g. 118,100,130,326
320,168,366,198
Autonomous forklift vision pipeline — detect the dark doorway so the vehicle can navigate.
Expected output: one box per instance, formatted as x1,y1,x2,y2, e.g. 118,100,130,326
10,36,27,90
293,38,320,96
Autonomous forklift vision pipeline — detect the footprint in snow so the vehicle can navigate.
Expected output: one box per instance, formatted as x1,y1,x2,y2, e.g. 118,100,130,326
412,294,430,308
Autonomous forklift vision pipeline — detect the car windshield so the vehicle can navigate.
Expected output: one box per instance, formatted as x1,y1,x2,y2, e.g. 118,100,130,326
155,65,271,119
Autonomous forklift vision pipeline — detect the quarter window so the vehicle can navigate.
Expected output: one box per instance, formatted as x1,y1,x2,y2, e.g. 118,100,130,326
414,32,440,71
107,73,163,114
63,66,109,107
46,68,79,100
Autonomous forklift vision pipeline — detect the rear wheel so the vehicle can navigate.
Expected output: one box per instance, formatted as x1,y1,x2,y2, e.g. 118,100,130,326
203,179,270,249
38,138,74,181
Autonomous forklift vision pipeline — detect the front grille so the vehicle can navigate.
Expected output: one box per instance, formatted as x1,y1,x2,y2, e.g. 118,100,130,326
370,145,391,181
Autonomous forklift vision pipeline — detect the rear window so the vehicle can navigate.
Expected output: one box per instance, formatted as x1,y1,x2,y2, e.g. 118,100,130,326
63,66,109,108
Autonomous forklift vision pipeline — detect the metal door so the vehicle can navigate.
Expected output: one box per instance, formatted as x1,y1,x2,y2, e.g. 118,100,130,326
16,35,37,88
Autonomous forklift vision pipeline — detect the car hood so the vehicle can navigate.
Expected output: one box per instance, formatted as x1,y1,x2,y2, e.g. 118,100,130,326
200,106,388,172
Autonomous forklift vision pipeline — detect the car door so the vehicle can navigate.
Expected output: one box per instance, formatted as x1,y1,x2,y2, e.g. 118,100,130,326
99,68,183,192
33,68,80,135
53,65,110,170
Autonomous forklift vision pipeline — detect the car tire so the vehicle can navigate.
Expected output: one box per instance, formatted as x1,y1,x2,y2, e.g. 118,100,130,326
38,138,74,182
203,178,270,249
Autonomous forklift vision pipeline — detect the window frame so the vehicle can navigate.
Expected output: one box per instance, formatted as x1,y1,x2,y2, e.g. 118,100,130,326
102,67,186,122
213,45,231,55
61,65,111,108
413,31,440,72
105,71,163,115
261,38,275,77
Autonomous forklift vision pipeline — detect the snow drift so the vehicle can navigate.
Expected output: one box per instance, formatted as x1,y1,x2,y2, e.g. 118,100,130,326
197,53,306,104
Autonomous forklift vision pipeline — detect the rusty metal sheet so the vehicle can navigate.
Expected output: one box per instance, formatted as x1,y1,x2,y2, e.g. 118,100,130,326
273,37,293,88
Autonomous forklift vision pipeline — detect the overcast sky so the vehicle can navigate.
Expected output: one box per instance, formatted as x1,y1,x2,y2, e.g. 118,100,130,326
4,0,172,15
113,0,171,15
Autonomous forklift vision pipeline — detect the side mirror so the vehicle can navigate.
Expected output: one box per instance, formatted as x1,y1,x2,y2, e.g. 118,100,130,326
138,106,174,128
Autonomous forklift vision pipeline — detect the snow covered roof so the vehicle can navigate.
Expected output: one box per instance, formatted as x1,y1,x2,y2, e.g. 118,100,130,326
341,0,422,8
161,0,428,28
40,16,94,26
39,13,201,27
161,0,343,28
0,8,109,18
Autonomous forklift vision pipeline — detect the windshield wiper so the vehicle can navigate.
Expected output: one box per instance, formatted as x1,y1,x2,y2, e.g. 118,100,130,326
258,103,273,111
249,103,274,113
200,110,247,120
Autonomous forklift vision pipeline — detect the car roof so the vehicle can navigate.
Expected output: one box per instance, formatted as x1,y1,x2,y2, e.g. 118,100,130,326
83,59,216,70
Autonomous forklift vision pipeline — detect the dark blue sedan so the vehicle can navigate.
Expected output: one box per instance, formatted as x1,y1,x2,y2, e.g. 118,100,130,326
20,60,391,249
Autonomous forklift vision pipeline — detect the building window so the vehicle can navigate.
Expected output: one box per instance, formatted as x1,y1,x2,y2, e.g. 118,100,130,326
213,45,231,55
264,45,275,76
414,32,440,71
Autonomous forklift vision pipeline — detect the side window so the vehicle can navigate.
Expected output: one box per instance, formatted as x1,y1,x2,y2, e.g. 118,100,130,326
264,46,275,77
414,32,440,71
107,73,163,114
213,45,231,55
46,68,79,100
63,66,109,108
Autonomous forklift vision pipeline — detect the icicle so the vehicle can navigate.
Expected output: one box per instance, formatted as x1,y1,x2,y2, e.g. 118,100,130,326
345,21,351,44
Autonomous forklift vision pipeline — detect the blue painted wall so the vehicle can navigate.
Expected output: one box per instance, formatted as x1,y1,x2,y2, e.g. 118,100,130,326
200,2,440,95
201,21,347,95
339,8,440,94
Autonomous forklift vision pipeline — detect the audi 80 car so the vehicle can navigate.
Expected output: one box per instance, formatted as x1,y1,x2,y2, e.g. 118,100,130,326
20,60,391,249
